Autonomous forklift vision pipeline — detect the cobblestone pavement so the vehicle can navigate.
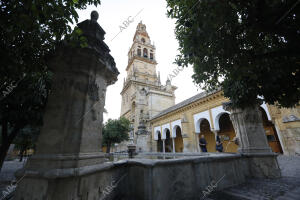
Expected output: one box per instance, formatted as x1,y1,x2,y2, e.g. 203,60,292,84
208,155,300,200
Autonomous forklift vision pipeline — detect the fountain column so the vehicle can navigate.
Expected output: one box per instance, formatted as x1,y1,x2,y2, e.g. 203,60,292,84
14,11,119,199
223,102,281,178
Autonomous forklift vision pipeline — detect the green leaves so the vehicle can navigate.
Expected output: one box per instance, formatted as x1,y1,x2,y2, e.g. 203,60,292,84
14,126,40,151
0,0,102,170
65,27,88,47
166,0,300,108
102,117,130,146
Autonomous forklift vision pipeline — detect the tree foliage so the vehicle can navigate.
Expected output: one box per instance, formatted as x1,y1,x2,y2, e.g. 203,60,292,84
0,0,101,171
14,126,40,161
0,0,101,79
102,117,130,153
0,71,51,170
166,0,300,108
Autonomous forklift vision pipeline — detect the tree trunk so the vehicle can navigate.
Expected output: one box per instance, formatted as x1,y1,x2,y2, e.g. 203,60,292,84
106,143,111,153
19,147,25,162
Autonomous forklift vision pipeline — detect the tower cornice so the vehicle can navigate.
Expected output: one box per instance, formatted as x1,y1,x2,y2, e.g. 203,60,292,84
128,41,155,55
126,55,157,71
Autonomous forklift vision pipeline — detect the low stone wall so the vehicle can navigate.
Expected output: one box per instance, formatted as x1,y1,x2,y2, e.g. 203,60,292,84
14,153,280,200
122,153,280,200
122,154,248,200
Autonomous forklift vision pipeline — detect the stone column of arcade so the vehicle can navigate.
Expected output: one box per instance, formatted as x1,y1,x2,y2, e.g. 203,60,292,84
14,11,119,199
223,102,281,178
172,138,175,153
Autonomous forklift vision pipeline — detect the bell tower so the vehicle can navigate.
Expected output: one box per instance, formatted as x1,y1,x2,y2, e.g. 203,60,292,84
126,22,157,82
120,21,177,152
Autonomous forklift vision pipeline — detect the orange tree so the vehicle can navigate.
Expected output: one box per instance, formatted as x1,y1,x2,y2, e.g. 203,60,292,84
102,117,130,153
0,0,101,172
166,0,300,108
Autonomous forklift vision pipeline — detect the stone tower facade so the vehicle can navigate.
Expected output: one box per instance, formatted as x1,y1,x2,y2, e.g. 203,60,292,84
120,22,176,152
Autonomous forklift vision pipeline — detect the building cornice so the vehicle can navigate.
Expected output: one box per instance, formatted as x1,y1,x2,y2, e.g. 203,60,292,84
120,78,175,97
150,90,224,123
120,108,131,118
128,41,156,55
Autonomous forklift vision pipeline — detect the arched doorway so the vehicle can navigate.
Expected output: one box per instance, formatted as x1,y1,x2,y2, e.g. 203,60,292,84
157,131,163,152
174,126,184,152
218,113,238,152
165,129,172,152
198,119,215,152
260,108,283,153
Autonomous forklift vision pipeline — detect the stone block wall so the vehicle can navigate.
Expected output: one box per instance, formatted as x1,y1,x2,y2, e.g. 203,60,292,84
15,153,280,200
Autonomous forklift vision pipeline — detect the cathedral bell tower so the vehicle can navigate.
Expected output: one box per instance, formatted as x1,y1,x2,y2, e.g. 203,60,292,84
126,22,157,82
120,21,177,152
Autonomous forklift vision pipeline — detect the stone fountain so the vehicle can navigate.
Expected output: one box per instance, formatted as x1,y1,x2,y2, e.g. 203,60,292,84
14,11,120,199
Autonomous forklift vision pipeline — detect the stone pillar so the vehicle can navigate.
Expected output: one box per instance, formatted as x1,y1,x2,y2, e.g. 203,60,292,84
181,114,192,152
135,120,151,152
15,11,120,199
223,102,281,178
172,138,175,153
223,103,271,154
193,132,200,152
162,139,166,153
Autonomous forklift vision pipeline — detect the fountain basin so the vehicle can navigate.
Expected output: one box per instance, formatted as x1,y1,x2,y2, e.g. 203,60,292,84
15,153,280,200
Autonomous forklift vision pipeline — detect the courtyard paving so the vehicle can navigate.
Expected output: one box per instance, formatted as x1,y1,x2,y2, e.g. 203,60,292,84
208,155,300,200
0,158,26,197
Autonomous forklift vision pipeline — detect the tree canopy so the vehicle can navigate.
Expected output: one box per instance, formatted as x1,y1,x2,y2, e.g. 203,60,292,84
0,0,101,171
14,126,40,161
166,0,300,108
0,0,101,82
0,71,51,171
102,117,130,153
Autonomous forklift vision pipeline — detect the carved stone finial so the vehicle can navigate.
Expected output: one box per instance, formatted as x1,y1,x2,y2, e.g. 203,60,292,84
91,11,99,22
